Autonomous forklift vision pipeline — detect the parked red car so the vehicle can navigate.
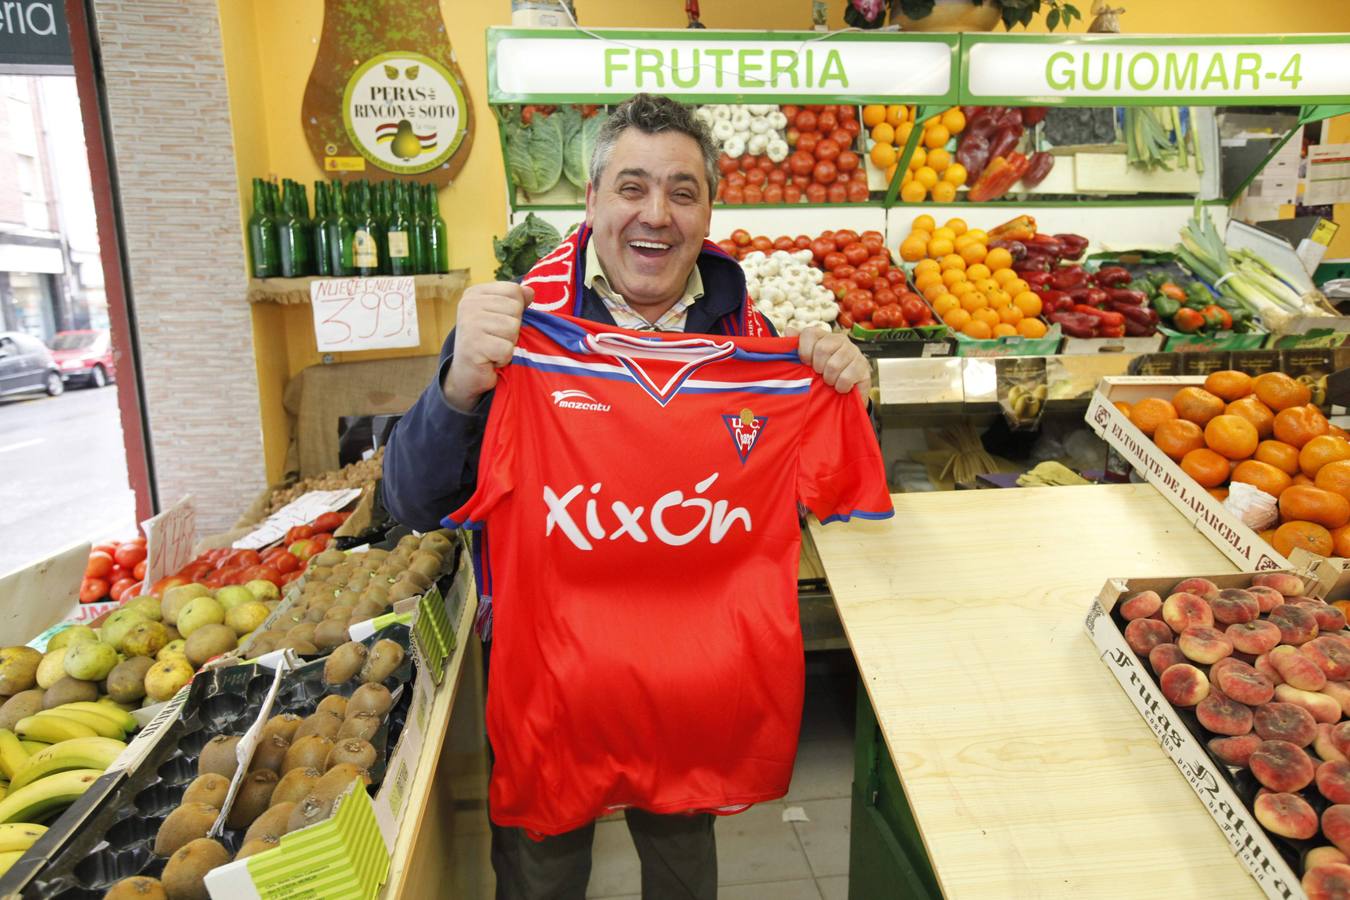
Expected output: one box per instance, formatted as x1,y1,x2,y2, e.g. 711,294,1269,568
50,329,116,388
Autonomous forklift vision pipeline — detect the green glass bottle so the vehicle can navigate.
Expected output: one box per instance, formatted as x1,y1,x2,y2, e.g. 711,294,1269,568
331,181,356,276
278,181,313,277
311,182,334,277
426,183,449,274
247,177,280,278
352,182,381,277
407,182,428,275
385,182,415,276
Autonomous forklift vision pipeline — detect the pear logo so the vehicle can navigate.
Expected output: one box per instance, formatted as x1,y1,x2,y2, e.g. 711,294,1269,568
343,50,466,175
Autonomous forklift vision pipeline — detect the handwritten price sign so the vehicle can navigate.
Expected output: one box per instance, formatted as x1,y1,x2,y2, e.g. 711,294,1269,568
140,495,196,595
310,276,419,352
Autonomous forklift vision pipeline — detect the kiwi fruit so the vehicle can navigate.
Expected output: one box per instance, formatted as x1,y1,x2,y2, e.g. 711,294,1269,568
247,636,277,657
294,710,342,742
271,766,321,807
316,694,348,718
408,552,442,580
397,534,422,551
107,657,154,703
364,548,389,562
345,571,371,591
420,532,452,554
162,837,230,900
282,734,334,773
317,615,350,643
181,773,230,809
261,713,303,744
198,734,241,779
361,639,405,684
311,763,370,809
348,613,372,627
353,599,386,618
387,581,423,604
324,642,367,684
305,605,328,624
313,550,345,568
290,639,319,655
235,835,280,860
102,875,167,899
249,733,290,774
0,689,45,731
337,711,381,742
153,802,219,856
326,738,377,772
286,623,318,646
398,569,433,592
243,802,294,844
185,624,237,669
360,584,390,606
43,676,99,709
226,770,279,829
287,794,331,833
347,683,393,718
308,565,334,581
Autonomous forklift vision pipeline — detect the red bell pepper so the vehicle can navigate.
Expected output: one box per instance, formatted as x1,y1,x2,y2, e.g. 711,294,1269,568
967,153,1031,202
1050,265,1088,291
1046,309,1099,338
1020,271,1053,290
1022,106,1049,126
1172,307,1205,333
989,215,1037,242
1072,304,1125,328
1092,267,1131,288
1021,151,1055,189
1054,233,1090,259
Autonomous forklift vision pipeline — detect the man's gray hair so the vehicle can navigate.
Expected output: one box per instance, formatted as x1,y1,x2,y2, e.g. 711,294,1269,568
589,94,719,200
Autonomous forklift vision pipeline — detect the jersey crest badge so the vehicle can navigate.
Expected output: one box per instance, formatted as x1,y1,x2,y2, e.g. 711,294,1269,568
723,408,767,464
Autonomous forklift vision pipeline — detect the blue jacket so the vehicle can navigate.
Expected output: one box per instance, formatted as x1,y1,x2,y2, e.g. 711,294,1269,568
382,245,771,531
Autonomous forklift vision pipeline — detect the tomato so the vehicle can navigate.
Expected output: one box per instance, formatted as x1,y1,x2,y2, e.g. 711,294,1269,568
119,581,144,601
841,119,861,138
739,154,757,172
284,524,314,544
874,288,898,306
130,561,145,582
763,184,784,204
841,243,869,267
725,171,746,188
870,307,895,330
109,576,136,599
786,126,801,146
835,151,861,174
833,265,856,282
242,564,283,586
886,269,906,285
851,269,876,290
86,551,114,579
272,552,300,574
226,549,262,569
830,129,854,149
314,511,348,534
766,168,787,186
847,180,870,202
718,154,739,176
281,569,304,586
821,251,845,272
852,170,869,184
837,105,857,121
745,167,766,186
751,236,773,252
716,240,737,256
850,297,877,323
809,238,834,263
815,139,840,162
311,533,333,549
837,310,855,329
797,132,819,155
831,279,855,300
80,577,109,603
812,160,837,184
817,111,838,133
743,184,763,204
794,235,812,250
787,152,815,177
723,186,744,205
92,542,120,556
795,110,818,132
782,104,799,119
805,183,827,203
114,543,147,568
182,561,213,582
782,184,802,205
901,296,929,324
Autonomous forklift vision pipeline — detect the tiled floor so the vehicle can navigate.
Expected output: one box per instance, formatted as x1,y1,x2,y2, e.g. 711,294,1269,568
587,651,858,900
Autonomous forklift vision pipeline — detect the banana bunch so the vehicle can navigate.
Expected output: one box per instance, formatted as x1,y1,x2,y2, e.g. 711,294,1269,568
1297,373,1329,409
0,823,46,876
1006,384,1048,423
13,700,136,744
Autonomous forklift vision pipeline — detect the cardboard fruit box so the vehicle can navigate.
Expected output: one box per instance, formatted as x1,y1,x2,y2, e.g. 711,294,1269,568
1085,564,1347,900
1085,375,1300,572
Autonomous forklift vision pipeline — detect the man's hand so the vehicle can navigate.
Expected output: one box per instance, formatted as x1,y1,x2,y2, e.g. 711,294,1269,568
793,327,871,399
443,283,533,412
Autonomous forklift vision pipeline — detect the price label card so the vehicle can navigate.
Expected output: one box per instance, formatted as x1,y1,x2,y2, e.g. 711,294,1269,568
140,495,195,594
232,488,362,551
310,276,419,352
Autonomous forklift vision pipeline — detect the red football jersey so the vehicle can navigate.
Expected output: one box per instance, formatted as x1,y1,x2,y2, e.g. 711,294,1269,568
447,309,892,835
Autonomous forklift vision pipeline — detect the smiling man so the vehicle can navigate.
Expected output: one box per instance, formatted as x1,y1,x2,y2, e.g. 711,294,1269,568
383,94,873,900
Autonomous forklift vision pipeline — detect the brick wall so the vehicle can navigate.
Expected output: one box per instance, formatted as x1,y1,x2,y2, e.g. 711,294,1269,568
90,0,265,535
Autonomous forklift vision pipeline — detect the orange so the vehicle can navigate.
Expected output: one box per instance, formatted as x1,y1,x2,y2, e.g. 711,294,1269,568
870,122,896,145
962,320,992,339
1154,419,1206,462
896,122,915,146
967,264,992,283
926,235,953,257
862,105,887,128
908,147,927,171
943,308,972,330
932,294,960,317
1280,484,1350,530
912,214,936,232
1005,278,1030,297
940,108,967,135
972,308,1000,329
958,242,987,266
1172,387,1226,426
899,237,927,262
885,104,906,128
923,124,950,149
922,282,948,304
959,292,988,313
1333,426,1350,441
927,147,952,171
1255,440,1301,476
1273,521,1335,558
1130,397,1178,437
998,305,1023,325
1017,318,1048,339
1180,448,1231,489
944,218,968,236
1013,292,1043,317
1300,434,1350,478
1294,473,1315,486
932,226,956,242
1316,459,1350,502
870,142,898,170
941,268,967,288
914,272,942,293
1204,414,1260,461
1260,528,1278,546
985,247,1013,270
913,258,940,278
900,181,926,203
931,181,957,203
1274,404,1331,449
916,167,941,191
1333,524,1350,557
943,163,968,187
1209,488,1230,502
1203,370,1254,403
1254,372,1313,411
949,282,976,297
939,254,966,272
1226,395,1276,439
993,323,1017,338
1114,400,1133,418
1230,459,1293,498
965,228,988,244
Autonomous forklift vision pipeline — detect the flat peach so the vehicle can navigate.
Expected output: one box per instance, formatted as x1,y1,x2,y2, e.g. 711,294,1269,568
1325,682,1350,716
1251,739,1315,791
1305,637,1350,681
1255,653,1285,686
1160,663,1210,707
1196,691,1254,736
1173,577,1219,596
1254,702,1317,747
1323,807,1350,858
1316,723,1349,764
1214,662,1275,706
1332,723,1350,758
1271,644,1329,690
1226,620,1282,655
1305,847,1350,873
1303,863,1350,900
1148,644,1187,677
1209,589,1260,625
1209,733,1262,767
1271,604,1321,645
1162,592,1214,634
1319,761,1350,804
1277,683,1345,723
1118,590,1162,621
1178,626,1234,665
1254,790,1319,839
1247,585,1286,613
1254,573,1307,597
1125,618,1174,656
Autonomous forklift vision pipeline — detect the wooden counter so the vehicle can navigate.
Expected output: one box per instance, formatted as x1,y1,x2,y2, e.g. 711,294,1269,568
808,483,1263,899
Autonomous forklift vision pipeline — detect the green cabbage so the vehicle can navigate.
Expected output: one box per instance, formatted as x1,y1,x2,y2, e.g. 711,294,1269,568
503,111,564,195
493,213,563,282
561,108,607,191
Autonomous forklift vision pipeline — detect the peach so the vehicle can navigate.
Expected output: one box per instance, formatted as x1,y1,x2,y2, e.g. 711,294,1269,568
1125,618,1173,656
1178,626,1234,665
1304,863,1350,900
1324,807,1350,857
1271,644,1329,691
1214,662,1276,707
1160,663,1210,707
1254,573,1307,597
1255,653,1286,686
1316,724,1349,764
1119,590,1163,621
1332,723,1350,758
1254,791,1319,839
1208,733,1263,768
1247,585,1286,613
1271,604,1321,645
1162,592,1214,634
1148,644,1187,677
1255,702,1318,747
1316,606,1349,633
1227,620,1282,655
1173,577,1220,596
1306,847,1350,873
1275,684,1341,723
1196,691,1254,736
1209,589,1260,625
1251,739,1316,791
1325,682,1350,717
1305,638,1350,681
1319,761,1350,804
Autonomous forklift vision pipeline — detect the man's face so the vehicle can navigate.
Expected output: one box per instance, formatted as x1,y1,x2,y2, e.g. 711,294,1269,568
585,128,713,317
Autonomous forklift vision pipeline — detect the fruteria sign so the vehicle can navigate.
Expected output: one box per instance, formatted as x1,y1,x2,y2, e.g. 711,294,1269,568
0,0,71,70
962,34,1350,106
487,28,958,105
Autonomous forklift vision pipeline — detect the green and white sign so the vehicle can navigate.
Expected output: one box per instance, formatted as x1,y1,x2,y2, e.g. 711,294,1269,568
962,35,1350,106
342,50,468,175
488,28,958,105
